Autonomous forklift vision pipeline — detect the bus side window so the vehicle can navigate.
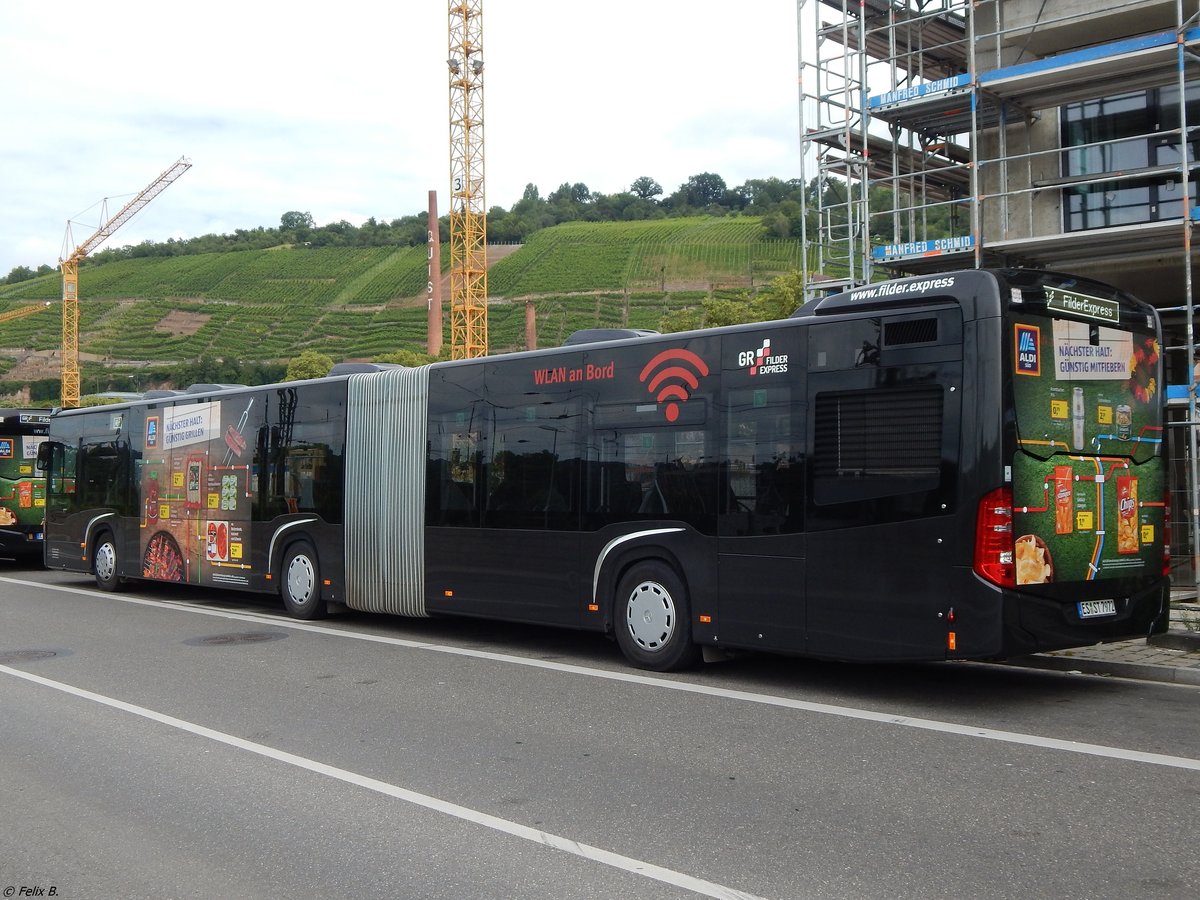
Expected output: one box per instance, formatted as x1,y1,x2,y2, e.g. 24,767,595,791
426,416,482,528
584,426,716,532
586,459,643,516
485,400,578,531
35,441,54,473
43,442,75,500
77,441,131,512
722,388,804,537
285,447,322,513
255,424,289,519
585,429,654,524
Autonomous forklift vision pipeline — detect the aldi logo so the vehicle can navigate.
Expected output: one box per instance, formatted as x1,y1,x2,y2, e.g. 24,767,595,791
1015,323,1041,376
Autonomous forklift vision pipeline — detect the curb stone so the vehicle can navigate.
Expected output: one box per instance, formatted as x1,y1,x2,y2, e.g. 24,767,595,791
1004,652,1200,686
1148,631,1200,652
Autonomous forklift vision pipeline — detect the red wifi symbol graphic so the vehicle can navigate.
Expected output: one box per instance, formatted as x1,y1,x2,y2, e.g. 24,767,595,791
639,348,710,422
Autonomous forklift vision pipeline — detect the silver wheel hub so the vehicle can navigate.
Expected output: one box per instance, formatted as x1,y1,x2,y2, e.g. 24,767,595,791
95,543,116,581
625,580,675,651
287,555,315,604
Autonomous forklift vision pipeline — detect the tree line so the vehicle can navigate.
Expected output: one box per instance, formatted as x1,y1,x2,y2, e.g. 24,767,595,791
4,172,959,284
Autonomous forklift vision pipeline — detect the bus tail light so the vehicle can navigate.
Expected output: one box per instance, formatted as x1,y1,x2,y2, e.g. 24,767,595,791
974,487,1015,588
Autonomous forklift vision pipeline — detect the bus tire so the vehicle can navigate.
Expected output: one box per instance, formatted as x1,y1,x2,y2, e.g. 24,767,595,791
93,531,124,592
281,541,326,620
614,561,700,671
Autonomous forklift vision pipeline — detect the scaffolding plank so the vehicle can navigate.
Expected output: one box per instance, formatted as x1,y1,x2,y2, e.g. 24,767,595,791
980,28,1200,109
986,219,1195,268
823,13,968,81
868,79,1002,136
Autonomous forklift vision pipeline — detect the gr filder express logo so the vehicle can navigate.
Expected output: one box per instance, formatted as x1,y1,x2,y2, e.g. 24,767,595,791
1015,323,1041,376
739,337,789,376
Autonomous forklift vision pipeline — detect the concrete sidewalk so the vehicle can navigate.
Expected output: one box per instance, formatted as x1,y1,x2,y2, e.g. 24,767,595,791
1004,599,1200,685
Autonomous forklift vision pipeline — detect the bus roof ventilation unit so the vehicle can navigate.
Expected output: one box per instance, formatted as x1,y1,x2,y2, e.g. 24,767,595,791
328,362,405,375
185,383,248,394
563,328,660,346
141,389,187,400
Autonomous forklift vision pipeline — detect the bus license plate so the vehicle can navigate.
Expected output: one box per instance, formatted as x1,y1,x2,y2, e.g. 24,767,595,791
1078,599,1117,619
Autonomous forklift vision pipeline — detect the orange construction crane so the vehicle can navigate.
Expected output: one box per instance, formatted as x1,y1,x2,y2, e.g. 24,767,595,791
59,156,192,407
447,1,488,359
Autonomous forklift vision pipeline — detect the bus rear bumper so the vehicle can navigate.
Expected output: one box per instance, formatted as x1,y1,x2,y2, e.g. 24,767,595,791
0,527,44,559
1000,579,1170,656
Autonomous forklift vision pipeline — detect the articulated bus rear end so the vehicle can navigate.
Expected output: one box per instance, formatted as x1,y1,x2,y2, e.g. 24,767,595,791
982,270,1169,653
806,269,1168,661
0,409,50,559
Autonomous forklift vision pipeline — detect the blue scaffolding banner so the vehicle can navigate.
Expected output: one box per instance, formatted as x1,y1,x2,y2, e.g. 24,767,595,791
869,74,971,110
871,236,975,261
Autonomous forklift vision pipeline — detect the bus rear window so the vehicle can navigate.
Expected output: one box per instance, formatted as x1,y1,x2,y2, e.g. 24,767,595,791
1011,313,1162,463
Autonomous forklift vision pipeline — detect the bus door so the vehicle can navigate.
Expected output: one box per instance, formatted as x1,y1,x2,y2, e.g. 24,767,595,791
717,333,808,653
426,390,583,627
40,437,77,567
44,410,137,571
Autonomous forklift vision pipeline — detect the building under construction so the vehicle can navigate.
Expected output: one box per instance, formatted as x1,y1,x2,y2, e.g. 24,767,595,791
799,0,1200,592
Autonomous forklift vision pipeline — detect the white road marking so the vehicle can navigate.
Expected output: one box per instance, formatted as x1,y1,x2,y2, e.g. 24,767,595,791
0,662,765,900
5,575,1200,773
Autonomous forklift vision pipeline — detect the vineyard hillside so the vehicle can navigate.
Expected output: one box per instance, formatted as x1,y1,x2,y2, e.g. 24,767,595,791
0,216,803,393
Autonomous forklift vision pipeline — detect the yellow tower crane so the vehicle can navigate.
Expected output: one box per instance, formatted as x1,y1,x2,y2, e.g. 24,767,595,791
447,0,488,359
0,305,45,325
59,156,192,407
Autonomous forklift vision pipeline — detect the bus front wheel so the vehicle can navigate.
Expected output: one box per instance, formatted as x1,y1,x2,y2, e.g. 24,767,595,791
281,541,326,620
93,532,124,592
614,561,700,672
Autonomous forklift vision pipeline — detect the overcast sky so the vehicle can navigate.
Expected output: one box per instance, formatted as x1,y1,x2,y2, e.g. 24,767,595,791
0,1,802,276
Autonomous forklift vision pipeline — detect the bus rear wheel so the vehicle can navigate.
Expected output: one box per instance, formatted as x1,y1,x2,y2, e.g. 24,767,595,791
614,561,700,671
93,531,124,592
281,541,326,620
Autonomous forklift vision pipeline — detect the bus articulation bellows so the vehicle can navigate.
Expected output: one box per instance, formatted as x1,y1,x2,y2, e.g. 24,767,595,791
40,269,1170,669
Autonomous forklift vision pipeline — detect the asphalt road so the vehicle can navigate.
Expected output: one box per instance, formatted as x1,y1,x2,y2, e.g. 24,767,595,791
2,564,1198,900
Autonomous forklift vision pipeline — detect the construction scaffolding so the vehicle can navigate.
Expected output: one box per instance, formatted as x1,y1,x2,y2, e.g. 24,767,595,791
799,0,1200,593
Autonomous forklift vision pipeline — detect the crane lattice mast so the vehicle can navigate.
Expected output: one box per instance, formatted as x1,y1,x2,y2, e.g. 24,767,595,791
448,0,488,359
59,156,192,407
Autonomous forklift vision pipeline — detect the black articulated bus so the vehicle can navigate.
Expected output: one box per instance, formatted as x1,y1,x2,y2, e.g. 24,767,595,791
0,408,50,559
40,269,1170,669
